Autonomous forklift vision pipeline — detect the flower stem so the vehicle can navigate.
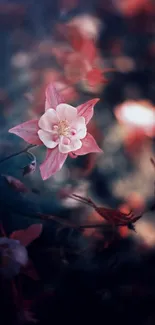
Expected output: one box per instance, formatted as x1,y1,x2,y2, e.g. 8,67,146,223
0,144,36,165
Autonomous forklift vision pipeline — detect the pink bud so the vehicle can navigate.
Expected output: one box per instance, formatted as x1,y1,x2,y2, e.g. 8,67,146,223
62,137,71,145
70,128,77,136
53,124,58,131
53,134,59,142
23,160,36,176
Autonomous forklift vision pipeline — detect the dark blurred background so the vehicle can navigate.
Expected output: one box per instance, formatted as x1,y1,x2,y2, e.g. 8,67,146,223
0,0,155,243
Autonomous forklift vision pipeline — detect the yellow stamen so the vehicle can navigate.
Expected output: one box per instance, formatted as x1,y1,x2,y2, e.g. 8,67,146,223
58,120,70,136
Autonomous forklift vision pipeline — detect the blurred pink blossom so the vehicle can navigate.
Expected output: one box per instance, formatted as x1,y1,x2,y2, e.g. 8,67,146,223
115,100,155,137
112,0,149,16
55,25,110,91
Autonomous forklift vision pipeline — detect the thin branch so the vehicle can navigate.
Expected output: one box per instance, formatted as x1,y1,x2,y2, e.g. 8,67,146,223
69,194,95,208
78,222,131,229
38,213,77,229
0,144,37,165
79,223,109,229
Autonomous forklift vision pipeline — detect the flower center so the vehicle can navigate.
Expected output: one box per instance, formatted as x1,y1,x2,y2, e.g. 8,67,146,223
57,120,70,136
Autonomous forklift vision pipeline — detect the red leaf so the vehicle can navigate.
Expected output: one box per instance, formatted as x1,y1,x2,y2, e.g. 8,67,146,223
95,206,134,224
10,224,43,247
72,194,137,227
22,259,40,281
2,174,29,193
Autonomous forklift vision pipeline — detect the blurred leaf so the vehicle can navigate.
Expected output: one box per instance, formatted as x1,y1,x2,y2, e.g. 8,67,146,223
2,175,29,193
10,224,43,247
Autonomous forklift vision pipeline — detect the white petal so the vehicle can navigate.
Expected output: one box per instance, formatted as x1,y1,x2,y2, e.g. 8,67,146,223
71,116,87,139
56,104,77,122
38,130,59,149
59,137,82,153
38,109,59,132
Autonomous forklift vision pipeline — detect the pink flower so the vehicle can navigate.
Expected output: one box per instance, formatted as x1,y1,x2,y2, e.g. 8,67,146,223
9,84,102,180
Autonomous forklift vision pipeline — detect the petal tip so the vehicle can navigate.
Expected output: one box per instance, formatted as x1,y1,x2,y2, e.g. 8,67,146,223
42,175,48,181
89,98,100,106
39,160,55,181
94,98,100,104
92,147,103,154
39,167,48,181
8,127,14,134
98,147,103,153
77,98,100,124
